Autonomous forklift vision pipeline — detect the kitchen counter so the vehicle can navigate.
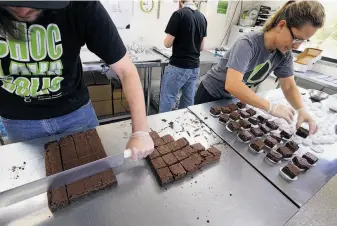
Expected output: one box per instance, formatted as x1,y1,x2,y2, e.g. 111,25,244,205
0,109,297,226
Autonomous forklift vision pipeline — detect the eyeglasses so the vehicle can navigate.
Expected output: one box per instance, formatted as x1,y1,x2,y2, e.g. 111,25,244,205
287,25,310,44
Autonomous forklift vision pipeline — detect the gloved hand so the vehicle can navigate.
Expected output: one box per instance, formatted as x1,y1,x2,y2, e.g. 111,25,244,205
296,108,318,135
267,102,295,124
126,131,154,161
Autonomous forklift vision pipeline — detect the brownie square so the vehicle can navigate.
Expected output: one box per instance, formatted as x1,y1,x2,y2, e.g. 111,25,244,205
59,136,78,161
162,153,178,166
296,127,309,138
161,135,175,144
271,132,282,143
169,163,186,180
182,145,196,155
48,187,69,212
219,113,230,124
239,119,252,129
285,141,299,153
73,132,91,158
230,111,240,121
292,156,311,171
63,159,79,170
180,156,197,173
239,110,250,119
221,106,232,114
66,180,86,203
156,167,174,185
199,150,215,166
246,108,257,117
238,130,253,142
84,174,102,194
266,121,279,130
172,138,189,152
250,127,264,138
149,131,160,139
302,152,318,165
207,147,221,159
100,169,117,188
257,115,268,124
153,138,165,147
266,151,282,163
237,101,247,109
191,143,205,152
276,147,293,158
173,149,189,161
190,153,204,169
149,149,161,160
210,106,221,116
151,157,167,169
228,121,241,132
250,139,265,152
248,117,259,126
281,163,300,179
228,103,238,111
280,130,292,140
157,144,172,155
264,136,277,148
85,129,105,156
259,124,271,134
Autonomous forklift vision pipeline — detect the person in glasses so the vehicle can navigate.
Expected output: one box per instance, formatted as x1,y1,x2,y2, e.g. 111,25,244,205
0,1,154,160
195,0,325,135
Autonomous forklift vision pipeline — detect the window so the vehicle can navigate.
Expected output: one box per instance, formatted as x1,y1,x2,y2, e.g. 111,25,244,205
297,0,337,60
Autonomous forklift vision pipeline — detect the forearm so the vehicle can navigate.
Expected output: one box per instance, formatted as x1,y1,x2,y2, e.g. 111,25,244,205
226,82,270,111
118,66,149,133
281,82,304,110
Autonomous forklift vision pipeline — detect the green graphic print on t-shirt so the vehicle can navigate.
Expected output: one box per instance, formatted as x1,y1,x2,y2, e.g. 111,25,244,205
0,22,64,102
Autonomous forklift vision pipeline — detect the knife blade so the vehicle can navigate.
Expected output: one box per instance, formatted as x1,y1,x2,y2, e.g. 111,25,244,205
0,149,132,208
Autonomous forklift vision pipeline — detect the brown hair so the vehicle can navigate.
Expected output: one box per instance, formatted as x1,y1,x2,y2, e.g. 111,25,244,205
264,0,325,32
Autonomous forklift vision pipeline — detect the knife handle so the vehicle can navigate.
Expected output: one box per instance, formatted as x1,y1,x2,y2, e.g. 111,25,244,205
124,149,132,159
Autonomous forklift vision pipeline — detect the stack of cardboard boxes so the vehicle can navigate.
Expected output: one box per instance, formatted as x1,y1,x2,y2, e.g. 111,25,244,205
83,71,130,117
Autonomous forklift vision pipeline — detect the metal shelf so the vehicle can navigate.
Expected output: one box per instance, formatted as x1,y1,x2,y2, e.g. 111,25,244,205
98,113,131,124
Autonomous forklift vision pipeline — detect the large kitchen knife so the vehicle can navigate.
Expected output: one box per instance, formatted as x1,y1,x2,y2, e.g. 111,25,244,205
0,149,132,208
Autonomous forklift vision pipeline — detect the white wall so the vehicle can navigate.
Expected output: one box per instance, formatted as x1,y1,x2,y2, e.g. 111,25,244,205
107,0,242,49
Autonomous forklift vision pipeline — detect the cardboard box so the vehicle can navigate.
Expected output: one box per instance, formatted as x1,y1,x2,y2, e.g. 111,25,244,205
112,88,124,100
88,85,111,102
92,100,112,116
113,99,130,114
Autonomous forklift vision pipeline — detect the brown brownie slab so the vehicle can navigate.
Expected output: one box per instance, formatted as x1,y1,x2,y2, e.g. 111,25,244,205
246,108,256,117
296,127,309,138
190,153,203,167
149,131,160,139
59,136,78,161
191,143,205,152
292,156,311,171
85,129,106,155
151,157,167,169
149,149,161,160
228,103,238,111
169,163,186,180
276,147,293,158
302,152,318,165
221,106,232,114
162,153,178,166
153,138,165,147
199,150,214,167
282,163,300,179
67,180,87,203
157,144,172,155
161,135,175,144
229,111,240,121
181,146,196,156
100,169,117,188
285,141,299,153
156,167,174,185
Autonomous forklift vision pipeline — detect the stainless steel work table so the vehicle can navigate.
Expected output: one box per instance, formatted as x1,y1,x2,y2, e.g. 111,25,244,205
188,89,337,207
0,109,297,226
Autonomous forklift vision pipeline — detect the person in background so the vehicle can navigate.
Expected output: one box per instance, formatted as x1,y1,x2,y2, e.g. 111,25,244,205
195,0,325,135
0,1,153,160
159,0,207,112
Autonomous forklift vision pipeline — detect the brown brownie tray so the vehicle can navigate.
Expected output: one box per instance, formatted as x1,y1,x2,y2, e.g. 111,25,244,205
44,129,117,212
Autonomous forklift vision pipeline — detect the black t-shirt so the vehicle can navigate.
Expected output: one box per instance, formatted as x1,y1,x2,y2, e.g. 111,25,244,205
165,7,207,69
0,1,126,120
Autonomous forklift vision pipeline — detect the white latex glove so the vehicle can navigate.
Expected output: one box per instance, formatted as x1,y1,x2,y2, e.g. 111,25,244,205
296,108,318,135
267,102,295,124
126,131,154,161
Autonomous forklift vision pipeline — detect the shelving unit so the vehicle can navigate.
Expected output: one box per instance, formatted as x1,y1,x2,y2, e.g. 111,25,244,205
255,5,272,27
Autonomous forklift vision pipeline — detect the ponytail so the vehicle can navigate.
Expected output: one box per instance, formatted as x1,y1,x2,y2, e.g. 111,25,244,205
263,0,325,32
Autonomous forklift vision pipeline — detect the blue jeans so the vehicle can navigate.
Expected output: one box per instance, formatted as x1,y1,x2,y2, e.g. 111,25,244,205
1,101,99,143
159,64,200,113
